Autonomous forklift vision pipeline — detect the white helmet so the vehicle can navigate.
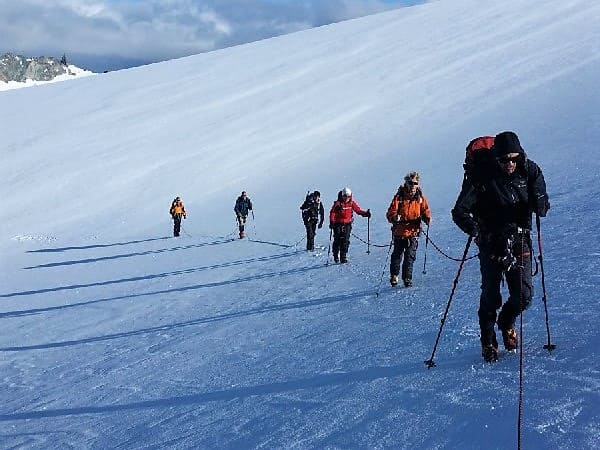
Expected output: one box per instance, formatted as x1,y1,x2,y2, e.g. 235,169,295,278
342,187,352,197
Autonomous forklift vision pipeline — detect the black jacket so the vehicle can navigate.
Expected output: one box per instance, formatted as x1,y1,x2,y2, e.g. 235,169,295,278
234,196,253,217
452,157,549,242
300,195,325,225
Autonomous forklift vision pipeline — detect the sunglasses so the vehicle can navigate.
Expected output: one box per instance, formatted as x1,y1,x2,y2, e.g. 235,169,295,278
497,155,521,164
406,181,419,186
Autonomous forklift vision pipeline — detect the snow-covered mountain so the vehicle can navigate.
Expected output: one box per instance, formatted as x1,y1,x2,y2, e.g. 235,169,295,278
1,0,599,448
0,53,94,91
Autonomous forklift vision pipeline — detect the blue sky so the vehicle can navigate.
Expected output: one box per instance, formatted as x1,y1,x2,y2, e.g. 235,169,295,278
0,0,425,72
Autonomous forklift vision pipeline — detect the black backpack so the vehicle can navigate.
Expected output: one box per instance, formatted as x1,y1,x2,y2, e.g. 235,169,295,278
301,193,319,221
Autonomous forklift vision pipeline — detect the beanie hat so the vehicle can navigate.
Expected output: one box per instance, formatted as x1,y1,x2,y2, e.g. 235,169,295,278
404,171,420,185
494,131,524,156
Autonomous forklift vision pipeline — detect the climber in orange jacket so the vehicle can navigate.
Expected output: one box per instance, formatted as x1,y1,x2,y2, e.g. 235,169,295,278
386,172,431,287
169,196,187,237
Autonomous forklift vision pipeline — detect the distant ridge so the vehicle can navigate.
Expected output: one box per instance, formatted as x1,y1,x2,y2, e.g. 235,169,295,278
0,53,93,91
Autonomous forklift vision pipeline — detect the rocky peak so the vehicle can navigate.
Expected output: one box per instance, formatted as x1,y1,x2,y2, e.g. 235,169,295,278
0,53,74,83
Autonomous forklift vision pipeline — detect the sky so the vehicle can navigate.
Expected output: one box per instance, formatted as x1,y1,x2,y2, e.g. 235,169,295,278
1,0,599,448
0,0,425,72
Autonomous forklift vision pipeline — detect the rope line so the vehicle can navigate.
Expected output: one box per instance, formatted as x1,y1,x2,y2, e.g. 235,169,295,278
351,231,479,261
426,234,479,262
351,233,390,248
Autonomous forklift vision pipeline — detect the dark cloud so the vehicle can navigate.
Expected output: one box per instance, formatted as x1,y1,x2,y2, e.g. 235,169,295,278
0,0,422,71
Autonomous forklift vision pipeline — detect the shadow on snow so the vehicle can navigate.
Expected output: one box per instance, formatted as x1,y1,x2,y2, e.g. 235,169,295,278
22,238,236,269
0,358,409,421
1,250,302,302
26,236,173,253
0,287,368,351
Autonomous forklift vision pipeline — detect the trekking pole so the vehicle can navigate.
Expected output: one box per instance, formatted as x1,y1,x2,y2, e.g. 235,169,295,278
367,216,371,254
251,210,257,236
375,237,394,297
326,228,333,266
425,236,473,368
536,214,556,351
181,223,193,238
422,223,430,274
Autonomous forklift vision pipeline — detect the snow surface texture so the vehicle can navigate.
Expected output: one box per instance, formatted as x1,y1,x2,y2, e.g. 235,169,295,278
1,0,599,448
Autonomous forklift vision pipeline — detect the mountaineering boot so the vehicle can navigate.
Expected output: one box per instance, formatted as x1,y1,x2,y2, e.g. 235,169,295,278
340,254,348,263
239,230,245,239
403,278,413,287
390,275,399,287
482,344,499,362
501,327,518,351
333,253,339,263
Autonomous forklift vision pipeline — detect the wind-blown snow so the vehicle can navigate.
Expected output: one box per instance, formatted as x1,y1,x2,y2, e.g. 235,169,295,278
1,0,599,448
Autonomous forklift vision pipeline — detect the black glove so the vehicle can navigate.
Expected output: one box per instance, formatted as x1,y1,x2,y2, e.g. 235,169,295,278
469,226,479,238
536,194,550,218
423,216,430,226
364,209,371,219
468,226,480,244
329,222,334,230
318,222,323,229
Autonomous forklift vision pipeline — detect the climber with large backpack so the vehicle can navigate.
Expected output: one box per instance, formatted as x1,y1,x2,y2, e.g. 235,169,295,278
300,190,325,251
452,131,550,362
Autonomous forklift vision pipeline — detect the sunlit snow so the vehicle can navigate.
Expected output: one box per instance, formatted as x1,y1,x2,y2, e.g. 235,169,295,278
1,0,599,448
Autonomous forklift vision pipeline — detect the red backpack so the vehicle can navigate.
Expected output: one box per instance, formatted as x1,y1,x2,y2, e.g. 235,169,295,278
462,136,495,187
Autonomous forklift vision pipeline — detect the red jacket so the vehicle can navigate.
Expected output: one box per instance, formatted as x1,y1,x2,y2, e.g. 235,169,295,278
330,196,367,224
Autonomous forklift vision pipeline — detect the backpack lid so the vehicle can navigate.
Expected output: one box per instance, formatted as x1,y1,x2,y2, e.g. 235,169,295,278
465,136,495,165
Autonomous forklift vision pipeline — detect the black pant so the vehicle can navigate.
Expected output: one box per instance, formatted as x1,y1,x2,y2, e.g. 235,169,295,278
332,223,351,261
478,237,533,346
237,215,247,232
173,214,182,237
390,236,419,280
304,220,317,250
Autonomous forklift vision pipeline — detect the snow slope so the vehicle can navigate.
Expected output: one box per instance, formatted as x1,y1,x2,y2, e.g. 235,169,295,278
1,0,599,448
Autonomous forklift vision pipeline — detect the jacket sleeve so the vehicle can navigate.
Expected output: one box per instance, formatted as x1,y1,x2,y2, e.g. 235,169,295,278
421,196,431,220
527,160,550,217
234,199,240,214
319,203,325,225
351,200,367,216
329,203,337,223
386,197,398,223
451,183,479,237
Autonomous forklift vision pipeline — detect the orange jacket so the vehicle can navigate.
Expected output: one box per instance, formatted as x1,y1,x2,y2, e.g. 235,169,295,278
386,188,431,238
170,200,186,217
